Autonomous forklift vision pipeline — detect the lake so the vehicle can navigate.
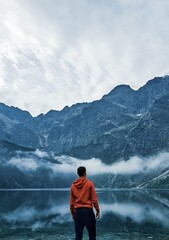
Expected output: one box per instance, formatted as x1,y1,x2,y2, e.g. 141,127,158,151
0,189,169,240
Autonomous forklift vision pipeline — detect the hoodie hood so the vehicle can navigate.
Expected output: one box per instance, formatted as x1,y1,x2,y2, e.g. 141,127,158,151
73,177,88,189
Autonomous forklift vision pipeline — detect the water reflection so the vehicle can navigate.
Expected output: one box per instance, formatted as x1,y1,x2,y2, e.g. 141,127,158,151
0,190,72,230
0,189,169,239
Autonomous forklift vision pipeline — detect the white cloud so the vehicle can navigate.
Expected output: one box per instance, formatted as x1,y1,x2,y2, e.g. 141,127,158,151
0,0,169,115
54,151,169,175
7,151,169,175
8,157,39,171
34,149,49,158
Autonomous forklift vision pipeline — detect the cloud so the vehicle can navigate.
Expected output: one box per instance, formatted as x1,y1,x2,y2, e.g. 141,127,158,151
0,0,169,115
7,151,169,175
53,152,169,175
8,157,39,171
34,149,49,158
54,156,142,175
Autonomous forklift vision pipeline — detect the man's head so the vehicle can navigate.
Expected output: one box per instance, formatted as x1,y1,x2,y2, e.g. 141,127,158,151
77,166,86,177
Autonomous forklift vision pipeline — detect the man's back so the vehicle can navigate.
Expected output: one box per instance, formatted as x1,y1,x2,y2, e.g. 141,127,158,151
70,166,100,240
70,177,99,214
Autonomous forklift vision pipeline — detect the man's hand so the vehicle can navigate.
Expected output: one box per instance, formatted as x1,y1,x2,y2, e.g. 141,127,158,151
96,211,100,220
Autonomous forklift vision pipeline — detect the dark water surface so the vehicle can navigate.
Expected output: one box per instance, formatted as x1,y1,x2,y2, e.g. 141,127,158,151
0,189,169,240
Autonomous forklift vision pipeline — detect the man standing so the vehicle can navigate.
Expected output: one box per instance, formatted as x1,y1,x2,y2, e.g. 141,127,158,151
70,166,100,240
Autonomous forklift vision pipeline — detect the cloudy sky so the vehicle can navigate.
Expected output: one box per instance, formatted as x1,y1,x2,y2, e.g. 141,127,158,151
0,0,169,116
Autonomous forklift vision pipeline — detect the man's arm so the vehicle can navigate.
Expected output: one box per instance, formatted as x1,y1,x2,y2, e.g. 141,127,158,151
90,182,100,219
70,188,75,219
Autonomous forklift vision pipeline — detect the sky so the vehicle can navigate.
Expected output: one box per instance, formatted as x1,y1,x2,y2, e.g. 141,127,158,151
0,0,169,116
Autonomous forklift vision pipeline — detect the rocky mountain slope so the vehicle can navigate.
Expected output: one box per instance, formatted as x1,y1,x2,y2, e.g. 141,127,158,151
1,76,169,160
0,75,169,188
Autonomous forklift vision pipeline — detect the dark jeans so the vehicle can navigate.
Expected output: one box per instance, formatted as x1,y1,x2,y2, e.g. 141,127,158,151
74,207,96,240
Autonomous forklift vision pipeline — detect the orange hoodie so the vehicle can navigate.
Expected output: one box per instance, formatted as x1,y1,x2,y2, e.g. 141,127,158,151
70,177,100,218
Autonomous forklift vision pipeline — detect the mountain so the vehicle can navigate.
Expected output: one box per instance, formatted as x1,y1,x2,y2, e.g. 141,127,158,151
0,104,40,148
123,94,169,158
56,76,169,163
1,76,169,161
0,75,169,188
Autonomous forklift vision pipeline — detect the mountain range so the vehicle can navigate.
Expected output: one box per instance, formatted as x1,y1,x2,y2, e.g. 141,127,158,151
0,75,169,188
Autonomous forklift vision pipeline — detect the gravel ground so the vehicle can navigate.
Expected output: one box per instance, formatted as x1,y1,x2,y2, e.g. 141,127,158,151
1,231,169,240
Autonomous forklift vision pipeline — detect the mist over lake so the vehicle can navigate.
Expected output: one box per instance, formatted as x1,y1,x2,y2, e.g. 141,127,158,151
0,189,169,240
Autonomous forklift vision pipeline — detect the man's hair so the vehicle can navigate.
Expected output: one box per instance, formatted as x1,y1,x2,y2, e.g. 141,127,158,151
77,166,86,176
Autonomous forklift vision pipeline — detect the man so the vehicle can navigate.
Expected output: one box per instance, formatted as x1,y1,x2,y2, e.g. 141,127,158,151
70,166,100,240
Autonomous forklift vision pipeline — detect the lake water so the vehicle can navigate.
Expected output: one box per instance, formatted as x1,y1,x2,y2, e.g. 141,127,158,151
0,189,169,240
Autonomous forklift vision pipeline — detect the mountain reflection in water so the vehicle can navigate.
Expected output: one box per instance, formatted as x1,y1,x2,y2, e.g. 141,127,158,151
0,189,169,240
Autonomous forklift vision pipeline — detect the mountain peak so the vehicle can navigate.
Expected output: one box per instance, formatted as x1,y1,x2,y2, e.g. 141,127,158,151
0,102,33,121
113,84,134,91
105,84,134,97
139,75,169,90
